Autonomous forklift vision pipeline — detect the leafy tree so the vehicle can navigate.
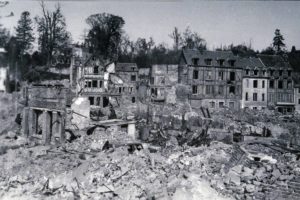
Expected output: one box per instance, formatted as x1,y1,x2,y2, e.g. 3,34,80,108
0,1,10,47
35,1,71,66
86,13,125,61
261,46,275,55
15,11,35,55
273,29,285,53
181,26,206,50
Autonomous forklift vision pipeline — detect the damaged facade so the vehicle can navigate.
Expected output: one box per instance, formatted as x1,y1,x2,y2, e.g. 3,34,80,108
179,50,242,110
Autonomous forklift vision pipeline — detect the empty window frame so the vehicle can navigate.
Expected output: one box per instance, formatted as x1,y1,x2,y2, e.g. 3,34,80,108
269,80,274,88
229,86,235,94
262,93,265,101
192,85,198,94
245,92,249,101
193,70,199,79
230,72,235,81
218,86,224,95
192,58,199,65
204,59,212,65
262,80,265,88
93,66,99,74
131,75,136,81
206,85,214,95
218,71,224,80
253,80,258,88
219,102,224,108
89,96,94,105
278,80,283,89
92,80,98,88
253,93,258,101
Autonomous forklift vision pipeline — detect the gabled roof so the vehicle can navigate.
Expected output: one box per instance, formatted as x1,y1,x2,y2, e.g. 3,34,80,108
181,49,239,67
237,57,265,69
115,63,138,72
257,54,291,69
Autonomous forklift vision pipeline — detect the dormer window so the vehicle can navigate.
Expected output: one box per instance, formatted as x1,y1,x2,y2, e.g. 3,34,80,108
246,69,249,75
205,59,212,65
288,70,292,76
192,58,199,65
93,66,99,74
228,60,235,67
279,70,283,76
254,70,258,75
218,59,224,66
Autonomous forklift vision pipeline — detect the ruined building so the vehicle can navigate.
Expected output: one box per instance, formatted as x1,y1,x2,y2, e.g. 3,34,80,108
179,50,243,110
241,57,268,110
258,54,295,113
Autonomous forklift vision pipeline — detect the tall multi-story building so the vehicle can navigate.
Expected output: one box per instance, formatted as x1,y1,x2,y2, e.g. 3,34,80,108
179,50,243,110
241,57,268,110
258,54,295,113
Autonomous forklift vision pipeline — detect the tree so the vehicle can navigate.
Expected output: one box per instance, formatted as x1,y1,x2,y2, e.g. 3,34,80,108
0,1,10,47
181,26,206,50
86,13,125,61
15,11,35,55
261,46,275,55
35,1,71,66
273,29,285,53
169,27,181,51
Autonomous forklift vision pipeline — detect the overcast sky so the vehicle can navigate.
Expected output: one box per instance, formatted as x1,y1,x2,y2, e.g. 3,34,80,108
1,0,300,51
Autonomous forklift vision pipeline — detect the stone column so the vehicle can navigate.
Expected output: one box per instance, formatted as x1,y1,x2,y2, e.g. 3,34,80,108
42,110,51,145
59,112,66,144
29,109,38,136
52,111,59,141
22,107,29,137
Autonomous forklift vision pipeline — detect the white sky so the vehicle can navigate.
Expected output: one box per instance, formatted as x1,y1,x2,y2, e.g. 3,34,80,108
1,0,300,51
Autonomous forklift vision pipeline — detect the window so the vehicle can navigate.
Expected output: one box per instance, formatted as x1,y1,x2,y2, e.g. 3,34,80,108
85,81,88,88
192,85,198,94
131,75,136,81
229,102,234,109
253,93,257,101
119,87,122,93
230,72,235,81
262,70,266,76
218,86,224,95
269,80,274,88
204,59,212,65
206,85,214,95
89,97,94,105
99,81,103,88
228,60,235,67
287,80,292,89
218,59,224,66
262,80,265,88
298,88,300,93
132,97,136,103
279,70,283,76
96,97,101,106
262,93,265,101
93,66,99,74
254,70,258,75
207,71,212,79
229,86,235,94
246,69,249,75
92,80,98,88
288,70,292,76
278,80,283,89
210,101,215,108
246,79,249,88
192,58,199,65
253,80,258,88
218,71,224,80
129,87,133,93
298,99,300,104
87,81,92,88
193,70,199,79
219,102,224,108
245,92,249,101
253,107,257,110
270,70,274,76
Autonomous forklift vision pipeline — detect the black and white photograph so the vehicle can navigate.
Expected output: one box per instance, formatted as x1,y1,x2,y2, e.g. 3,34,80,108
0,0,300,199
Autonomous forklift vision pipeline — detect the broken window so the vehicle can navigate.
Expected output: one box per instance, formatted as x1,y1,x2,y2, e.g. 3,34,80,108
93,66,99,74
218,71,224,80
278,80,283,89
287,80,292,89
245,92,248,101
262,70,266,76
193,70,199,79
219,102,224,108
129,87,133,93
131,75,136,81
92,80,98,88
270,70,274,76
119,87,122,93
99,81,103,88
269,80,274,88
192,85,198,94
206,85,214,95
132,97,136,103
262,80,265,88
96,97,101,106
207,71,212,80
89,97,94,105
288,70,292,76
279,70,283,76
85,81,88,88
88,81,92,88
210,101,215,108
192,58,199,65
253,80,258,88
253,93,257,101
230,72,235,81
229,86,235,94
254,70,258,75
103,97,109,107
246,69,249,75
262,93,265,101
218,86,224,95
204,59,212,65
218,59,224,66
